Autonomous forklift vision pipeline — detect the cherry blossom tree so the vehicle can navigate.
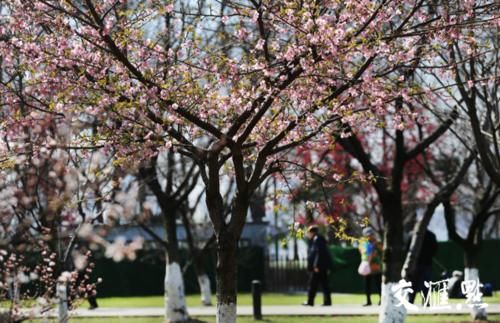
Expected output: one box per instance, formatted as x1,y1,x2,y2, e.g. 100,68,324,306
1,1,495,322
0,115,99,322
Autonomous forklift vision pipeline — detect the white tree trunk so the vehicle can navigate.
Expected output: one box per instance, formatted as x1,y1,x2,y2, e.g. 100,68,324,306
379,282,407,323
217,302,236,323
197,274,212,306
164,262,188,323
8,276,19,304
464,267,487,320
56,281,68,323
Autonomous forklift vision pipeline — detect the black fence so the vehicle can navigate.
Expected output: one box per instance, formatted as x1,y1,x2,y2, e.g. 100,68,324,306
264,257,309,292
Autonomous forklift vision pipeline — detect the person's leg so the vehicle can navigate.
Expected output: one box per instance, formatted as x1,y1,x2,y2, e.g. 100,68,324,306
88,295,98,309
306,272,320,305
320,271,331,305
420,266,432,306
375,273,382,305
364,274,372,305
409,268,423,305
408,277,418,304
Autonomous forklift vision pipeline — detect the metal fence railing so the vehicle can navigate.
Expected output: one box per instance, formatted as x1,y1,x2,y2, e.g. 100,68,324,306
264,256,309,292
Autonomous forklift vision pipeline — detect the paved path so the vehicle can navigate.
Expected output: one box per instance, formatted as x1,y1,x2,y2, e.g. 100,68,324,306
68,304,500,317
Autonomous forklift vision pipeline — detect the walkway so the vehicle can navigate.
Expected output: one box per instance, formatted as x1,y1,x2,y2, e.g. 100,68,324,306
67,304,500,317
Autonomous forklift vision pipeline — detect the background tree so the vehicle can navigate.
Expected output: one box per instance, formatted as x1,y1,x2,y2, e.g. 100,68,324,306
0,115,101,322
443,159,500,320
138,152,199,322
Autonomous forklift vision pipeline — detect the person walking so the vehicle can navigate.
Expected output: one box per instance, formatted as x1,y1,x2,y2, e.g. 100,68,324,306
303,225,332,306
408,229,438,304
358,227,382,306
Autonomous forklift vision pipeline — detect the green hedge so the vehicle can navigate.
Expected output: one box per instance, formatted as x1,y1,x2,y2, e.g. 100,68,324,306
329,245,364,293
328,240,500,293
91,240,500,297
92,246,265,297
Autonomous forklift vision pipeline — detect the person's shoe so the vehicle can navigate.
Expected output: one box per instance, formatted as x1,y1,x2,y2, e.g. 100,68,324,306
302,302,313,306
362,302,372,307
321,303,332,306
89,305,98,310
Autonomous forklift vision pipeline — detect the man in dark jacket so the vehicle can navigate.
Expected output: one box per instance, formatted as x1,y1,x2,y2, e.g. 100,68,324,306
303,225,332,306
408,229,438,304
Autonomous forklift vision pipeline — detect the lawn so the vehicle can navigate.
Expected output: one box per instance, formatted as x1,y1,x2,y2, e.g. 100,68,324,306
24,315,500,323
92,292,500,308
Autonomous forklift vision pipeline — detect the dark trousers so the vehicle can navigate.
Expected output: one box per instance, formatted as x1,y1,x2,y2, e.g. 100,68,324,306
364,273,381,304
88,295,98,309
408,265,432,305
307,270,331,305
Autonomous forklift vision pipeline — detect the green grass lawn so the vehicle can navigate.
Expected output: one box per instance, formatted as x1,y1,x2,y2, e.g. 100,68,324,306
4,292,500,309
4,292,499,309
92,293,365,308
91,292,500,308
23,315,500,323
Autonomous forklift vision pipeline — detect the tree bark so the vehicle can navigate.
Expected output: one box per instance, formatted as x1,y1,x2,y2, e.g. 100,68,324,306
215,231,238,323
164,260,188,323
464,247,487,321
401,213,431,282
197,273,213,306
181,206,213,306
379,195,407,323
163,205,188,322
56,281,68,323
380,282,407,323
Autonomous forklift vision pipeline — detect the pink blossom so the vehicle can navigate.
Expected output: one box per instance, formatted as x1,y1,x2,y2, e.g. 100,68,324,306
165,4,174,13
255,39,265,51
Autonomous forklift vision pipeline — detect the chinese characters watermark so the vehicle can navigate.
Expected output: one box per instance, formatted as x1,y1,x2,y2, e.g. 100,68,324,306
392,278,488,311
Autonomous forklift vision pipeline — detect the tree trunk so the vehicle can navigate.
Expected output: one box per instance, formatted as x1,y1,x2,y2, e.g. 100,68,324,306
464,248,487,321
379,198,407,323
163,206,188,322
215,232,238,323
8,276,19,305
380,282,407,323
181,208,213,306
197,273,213,306
164,260,188,322
401,200,439,281
56,281,68,323
192,250,213,306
